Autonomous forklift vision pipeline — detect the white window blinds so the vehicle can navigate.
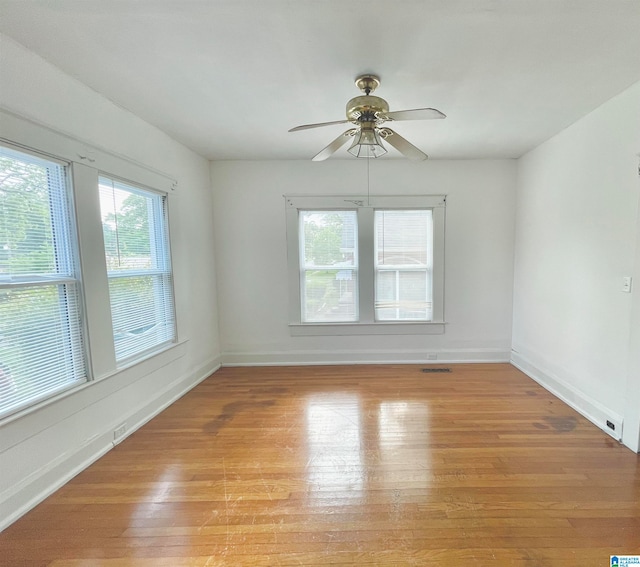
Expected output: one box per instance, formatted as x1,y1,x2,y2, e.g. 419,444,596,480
374,210,433,321
98,176,175,363
0,145,86,418
299,210,358,322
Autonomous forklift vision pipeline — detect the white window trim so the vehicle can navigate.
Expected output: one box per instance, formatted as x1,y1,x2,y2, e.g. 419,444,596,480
0,143,88,419
98,175,177,366
0,108,177,194
285,194,446,336
0,110,181,421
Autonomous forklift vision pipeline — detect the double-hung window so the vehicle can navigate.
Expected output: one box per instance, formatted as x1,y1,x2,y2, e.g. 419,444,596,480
286,195,445,335
300,210,358,322
375,209,433,321
0,109,179,421
99,176,175,363
0,144,86,417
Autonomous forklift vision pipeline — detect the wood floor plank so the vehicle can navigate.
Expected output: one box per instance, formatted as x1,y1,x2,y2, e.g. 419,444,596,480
1,363,639,566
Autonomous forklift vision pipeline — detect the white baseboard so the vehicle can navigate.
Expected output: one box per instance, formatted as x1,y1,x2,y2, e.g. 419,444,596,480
0,356,221,532
510,350,624,444
222,348,511,366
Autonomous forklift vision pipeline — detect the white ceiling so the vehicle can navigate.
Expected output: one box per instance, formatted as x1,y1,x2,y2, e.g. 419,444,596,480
1,0,639,161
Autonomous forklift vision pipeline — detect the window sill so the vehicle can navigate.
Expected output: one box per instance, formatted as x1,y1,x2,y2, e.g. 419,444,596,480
289,322,446,336
0,339,188,429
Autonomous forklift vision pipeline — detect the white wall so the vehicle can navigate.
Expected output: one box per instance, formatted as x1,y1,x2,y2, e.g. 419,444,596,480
625,191,640,451
512,82,640,449
211,159,517,365
0,35,222,527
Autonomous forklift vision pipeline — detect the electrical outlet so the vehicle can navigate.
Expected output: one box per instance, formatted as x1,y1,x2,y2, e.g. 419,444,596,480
606,420,615,431
427,353,437,360
113,423,127,442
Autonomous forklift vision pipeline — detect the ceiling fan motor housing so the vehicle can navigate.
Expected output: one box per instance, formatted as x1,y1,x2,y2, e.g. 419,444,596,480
346,95,389,121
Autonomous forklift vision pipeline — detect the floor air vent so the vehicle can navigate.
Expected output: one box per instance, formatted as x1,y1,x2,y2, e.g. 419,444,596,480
421,367,452,373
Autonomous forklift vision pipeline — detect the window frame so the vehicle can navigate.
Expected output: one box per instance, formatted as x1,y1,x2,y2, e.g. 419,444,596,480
285,194,446,336
374,209,434,322
299,209,359,323
0,109,182,423
98,175,177,365
0,142,88,419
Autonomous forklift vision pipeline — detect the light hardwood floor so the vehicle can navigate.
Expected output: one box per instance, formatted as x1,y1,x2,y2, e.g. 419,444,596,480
1,363,639,566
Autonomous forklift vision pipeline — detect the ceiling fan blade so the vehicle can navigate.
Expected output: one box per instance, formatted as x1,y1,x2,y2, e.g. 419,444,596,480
382,129,428,160
312,129,356,161
381,108,446,121
289,119,352,132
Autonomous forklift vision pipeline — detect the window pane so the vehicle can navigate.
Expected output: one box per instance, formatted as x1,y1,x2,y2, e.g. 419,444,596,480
376,210,431,266
99,179,163,272
399,271,428,319
0,285,85,414
302,269,357,323
109,275,175,360
375,270,397,321
0,146,86,417
0,148,73,276
300,211,358,322
375,210,433,321
99,177,175,363
301,211,356,268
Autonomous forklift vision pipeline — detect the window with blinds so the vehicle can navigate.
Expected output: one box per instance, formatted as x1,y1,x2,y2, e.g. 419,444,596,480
375,210,433,321
98,177,175,363
0,145,87,418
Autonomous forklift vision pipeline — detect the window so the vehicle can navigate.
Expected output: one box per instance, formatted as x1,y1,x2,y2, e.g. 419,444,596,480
375,210,433,321
99,177,175,363
285,195,445,335
0,111,180,421
0,144,86,417
300,210,358,322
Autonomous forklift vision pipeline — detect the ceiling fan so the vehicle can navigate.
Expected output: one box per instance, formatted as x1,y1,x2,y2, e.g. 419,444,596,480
288,75,446,161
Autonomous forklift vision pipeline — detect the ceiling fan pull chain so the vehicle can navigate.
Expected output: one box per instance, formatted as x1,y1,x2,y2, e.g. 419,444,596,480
367,155,371,206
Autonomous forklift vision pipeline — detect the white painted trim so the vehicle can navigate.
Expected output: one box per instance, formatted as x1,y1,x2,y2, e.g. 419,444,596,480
510,351,626,445
0,356,221,532
221,349,510,366
0,107,177,193
284,194,447,329
289,322,446,336
0,340,189,438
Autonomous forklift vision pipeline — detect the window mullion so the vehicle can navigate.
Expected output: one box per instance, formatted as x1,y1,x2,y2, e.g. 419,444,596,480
71,162,116,377
431,205,445,322
358,206,375,324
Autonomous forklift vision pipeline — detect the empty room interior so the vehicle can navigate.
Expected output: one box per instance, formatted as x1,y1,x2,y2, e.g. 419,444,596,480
0,1,639,565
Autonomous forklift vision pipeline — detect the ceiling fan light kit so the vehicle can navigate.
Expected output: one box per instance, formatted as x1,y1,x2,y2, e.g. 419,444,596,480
289,74,446,161
347,122,387,158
